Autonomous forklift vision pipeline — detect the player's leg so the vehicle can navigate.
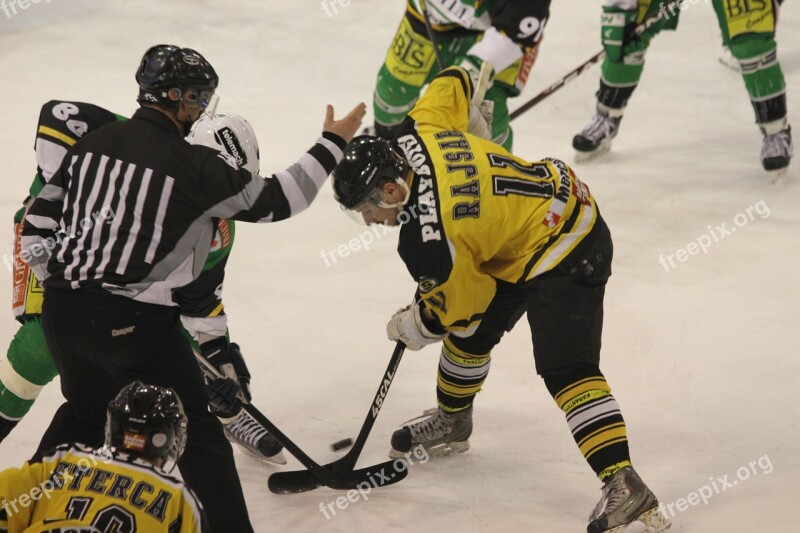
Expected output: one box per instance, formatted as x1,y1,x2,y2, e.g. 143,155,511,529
713,0,792,174
372,6,476,139
0,317,58,442
181,328,285,464
38,289,254,532
480,38,544,152
573,0,679,160
389,281,527,458
526,215,669,532
134,324,254,533
3,213,58,443
372,10,442,139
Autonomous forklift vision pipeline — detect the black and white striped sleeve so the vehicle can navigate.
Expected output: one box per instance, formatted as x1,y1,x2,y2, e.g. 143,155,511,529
200,132,346,223
270,132,344,220
20,159,71,281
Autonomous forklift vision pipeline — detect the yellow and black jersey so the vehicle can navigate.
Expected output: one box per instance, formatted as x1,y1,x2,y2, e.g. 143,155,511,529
394,67,597,336
14,102,122,321
31,101,124,198
0,443,208,532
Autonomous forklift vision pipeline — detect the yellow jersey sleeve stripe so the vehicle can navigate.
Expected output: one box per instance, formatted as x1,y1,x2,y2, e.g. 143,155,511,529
38,125,78,147
208,302,225,318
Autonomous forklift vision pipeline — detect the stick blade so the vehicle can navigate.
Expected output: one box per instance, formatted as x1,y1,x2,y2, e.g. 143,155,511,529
267,470,320,494
267,459,408,494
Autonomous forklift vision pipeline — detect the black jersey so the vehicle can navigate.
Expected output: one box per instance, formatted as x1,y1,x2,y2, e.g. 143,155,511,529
21,107,345,306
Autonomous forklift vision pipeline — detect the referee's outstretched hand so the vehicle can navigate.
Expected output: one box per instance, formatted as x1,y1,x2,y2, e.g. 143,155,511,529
324,102,367,143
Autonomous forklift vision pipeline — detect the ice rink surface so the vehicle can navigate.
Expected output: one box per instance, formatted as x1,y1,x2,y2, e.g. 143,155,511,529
1,1,798,531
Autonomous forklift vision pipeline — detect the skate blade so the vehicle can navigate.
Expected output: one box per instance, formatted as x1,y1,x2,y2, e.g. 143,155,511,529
388,439,470,459
574,140,612,163
237,444,288,465
767,166,788,183
603,507,672,533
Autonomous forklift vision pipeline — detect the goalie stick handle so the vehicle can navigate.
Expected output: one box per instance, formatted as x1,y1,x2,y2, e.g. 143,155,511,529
418,0,445,71
509,0,682,121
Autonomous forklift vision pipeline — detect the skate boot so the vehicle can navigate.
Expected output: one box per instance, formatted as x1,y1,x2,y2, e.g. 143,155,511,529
223,409,286,465
389,407,472,459
587,466,671,533
760,120,792,178
573,108,623,162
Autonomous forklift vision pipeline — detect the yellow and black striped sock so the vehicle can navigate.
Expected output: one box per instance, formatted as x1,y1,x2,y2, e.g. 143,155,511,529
436,338,490,413
544,369,631,480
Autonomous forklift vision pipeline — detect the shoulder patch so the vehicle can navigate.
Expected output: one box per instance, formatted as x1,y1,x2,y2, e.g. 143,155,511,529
418,277,439,293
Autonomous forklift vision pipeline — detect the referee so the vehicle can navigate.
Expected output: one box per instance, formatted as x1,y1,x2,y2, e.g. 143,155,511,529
21,44,365,532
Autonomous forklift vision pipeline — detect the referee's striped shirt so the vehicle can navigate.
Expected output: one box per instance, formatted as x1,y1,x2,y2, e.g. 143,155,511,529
21,107,345,307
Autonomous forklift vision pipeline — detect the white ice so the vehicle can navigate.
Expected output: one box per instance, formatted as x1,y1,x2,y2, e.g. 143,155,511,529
1,1,798,532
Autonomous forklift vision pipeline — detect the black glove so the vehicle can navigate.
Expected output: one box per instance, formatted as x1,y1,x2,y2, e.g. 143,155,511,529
206,377,243,418
200,338,252,403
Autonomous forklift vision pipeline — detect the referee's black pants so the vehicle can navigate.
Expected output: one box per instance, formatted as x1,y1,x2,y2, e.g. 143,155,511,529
37,288,253,533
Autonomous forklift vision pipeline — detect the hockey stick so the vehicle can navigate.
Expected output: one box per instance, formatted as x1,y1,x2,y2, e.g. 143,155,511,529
267,341,406,494
509,0,681,121
194,354,408,493
418,0,445,71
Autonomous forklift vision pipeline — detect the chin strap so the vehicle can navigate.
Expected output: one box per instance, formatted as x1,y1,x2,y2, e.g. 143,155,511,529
377,177,411,210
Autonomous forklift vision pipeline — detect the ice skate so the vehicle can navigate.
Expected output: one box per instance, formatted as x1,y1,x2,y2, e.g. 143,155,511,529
760,123,792,179
587,466,671,533
573,111,622,162
224,409,286,465
389,407,472,459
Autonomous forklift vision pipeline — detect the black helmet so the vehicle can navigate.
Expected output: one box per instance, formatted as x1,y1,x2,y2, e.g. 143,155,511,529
105,381,188,470
332,136,409,209
136,44,218,108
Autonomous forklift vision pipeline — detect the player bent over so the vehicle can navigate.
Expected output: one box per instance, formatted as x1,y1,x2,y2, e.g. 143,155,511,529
0,381,208,531
331,66,670,532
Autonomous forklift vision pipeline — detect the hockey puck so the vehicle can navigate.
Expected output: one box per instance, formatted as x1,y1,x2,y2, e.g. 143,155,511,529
330,438,354,451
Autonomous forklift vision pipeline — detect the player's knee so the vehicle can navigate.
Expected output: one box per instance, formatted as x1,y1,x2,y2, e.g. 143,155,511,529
728,33,776,61
8,319,58,384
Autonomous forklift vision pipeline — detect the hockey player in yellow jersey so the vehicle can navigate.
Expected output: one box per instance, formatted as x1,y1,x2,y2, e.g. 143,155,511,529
0,382,208,532
331,66,670,533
